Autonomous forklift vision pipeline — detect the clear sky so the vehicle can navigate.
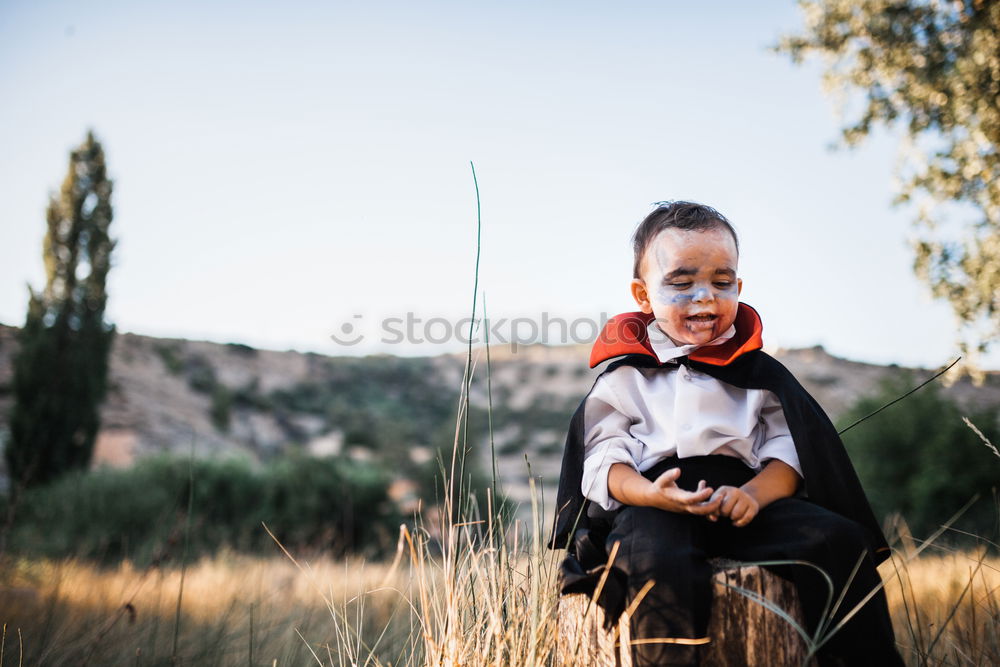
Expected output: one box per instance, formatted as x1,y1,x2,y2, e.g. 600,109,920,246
2,0,995,369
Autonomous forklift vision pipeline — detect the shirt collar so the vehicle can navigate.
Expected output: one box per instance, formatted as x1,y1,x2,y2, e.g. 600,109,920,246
645,320,737,364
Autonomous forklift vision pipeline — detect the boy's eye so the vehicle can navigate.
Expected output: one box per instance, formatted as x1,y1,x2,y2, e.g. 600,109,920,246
670,282,692,289
714,282,732,289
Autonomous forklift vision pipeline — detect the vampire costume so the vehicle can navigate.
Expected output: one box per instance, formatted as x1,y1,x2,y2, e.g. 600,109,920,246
549,303,902,666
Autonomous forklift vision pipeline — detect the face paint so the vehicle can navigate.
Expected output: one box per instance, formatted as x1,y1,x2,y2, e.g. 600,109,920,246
635,227,742,347
658,287,694,305
671,292,693,304
657,282,734,305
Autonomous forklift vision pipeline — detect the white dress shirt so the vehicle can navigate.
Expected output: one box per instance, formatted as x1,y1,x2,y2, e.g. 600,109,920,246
581,321,803,511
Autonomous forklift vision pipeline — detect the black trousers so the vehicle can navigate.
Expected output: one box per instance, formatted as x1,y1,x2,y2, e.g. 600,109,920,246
598,455,903,667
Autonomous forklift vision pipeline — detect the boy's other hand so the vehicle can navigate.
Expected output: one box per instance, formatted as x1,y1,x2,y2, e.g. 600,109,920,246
646,468,722,516
706,485,760,527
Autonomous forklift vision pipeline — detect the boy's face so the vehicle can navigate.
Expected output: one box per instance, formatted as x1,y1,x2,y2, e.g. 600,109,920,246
631,226,743,347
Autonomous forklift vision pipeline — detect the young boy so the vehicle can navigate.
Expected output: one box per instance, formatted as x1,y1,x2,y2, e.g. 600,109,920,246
550,201,903,666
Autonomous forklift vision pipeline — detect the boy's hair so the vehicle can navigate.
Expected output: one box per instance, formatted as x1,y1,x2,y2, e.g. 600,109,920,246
631,201,740,279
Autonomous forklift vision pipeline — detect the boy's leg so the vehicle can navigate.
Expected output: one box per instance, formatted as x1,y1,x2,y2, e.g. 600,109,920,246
606,504,712,667
711,497,903,667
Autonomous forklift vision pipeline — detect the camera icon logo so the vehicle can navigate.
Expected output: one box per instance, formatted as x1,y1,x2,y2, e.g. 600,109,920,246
329,314,364,346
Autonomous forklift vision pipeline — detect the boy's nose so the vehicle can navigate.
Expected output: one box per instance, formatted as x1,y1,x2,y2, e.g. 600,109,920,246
692,287,713,303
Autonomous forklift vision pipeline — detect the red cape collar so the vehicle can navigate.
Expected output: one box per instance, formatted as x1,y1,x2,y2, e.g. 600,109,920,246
589,302,764,368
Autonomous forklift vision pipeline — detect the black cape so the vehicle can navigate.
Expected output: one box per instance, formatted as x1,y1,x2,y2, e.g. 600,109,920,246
549,349,890,618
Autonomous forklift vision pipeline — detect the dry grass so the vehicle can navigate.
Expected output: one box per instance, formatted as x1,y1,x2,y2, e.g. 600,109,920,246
882,546,1000,665
0,548,411,665
0,512,997,666
0,480,568,666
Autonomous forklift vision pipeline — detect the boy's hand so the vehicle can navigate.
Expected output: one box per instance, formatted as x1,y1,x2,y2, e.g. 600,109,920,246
706,485,760,527
645,467,722,516
703,460,801,527
608,460,799,521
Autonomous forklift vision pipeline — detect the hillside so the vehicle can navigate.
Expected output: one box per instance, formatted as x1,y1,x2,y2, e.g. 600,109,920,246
1,323,997,514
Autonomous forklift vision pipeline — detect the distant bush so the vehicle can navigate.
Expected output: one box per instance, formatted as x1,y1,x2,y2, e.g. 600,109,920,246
225,342,257,356
408,446,515,526
185,355,217,394
838,375,1000,542
0,452,400,566
210,384,232,431
264,356,482,477
153,342,183,375
231,377,273,411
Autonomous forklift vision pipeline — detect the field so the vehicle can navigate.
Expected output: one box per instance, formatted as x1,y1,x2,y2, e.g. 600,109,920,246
0,508,997,666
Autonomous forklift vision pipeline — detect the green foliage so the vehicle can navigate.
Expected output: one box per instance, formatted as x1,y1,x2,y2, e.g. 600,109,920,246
0,452,401,565
174,353,235,429
154,342,184,374
225,341,257,356
185,354,217,393
266,355,481,474
5,130,117,489
405,445,516,533
777,1,1000,359
838,374,1000,540
231,378,273,411
210,385,232,432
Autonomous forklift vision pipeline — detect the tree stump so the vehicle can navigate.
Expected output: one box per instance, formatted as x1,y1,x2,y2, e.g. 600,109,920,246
555,560,812,666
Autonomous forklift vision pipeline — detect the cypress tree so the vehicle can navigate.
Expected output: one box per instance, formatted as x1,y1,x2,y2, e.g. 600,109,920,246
5,130,117,490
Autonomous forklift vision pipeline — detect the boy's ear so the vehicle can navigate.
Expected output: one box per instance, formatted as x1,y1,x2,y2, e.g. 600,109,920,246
737,278,743,296
630,278,653,314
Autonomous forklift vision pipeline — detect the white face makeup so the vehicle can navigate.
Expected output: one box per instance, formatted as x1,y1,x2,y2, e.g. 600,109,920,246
633,226,742,347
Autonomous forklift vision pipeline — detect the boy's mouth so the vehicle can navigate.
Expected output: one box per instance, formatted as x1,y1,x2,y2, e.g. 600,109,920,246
685,313,718,331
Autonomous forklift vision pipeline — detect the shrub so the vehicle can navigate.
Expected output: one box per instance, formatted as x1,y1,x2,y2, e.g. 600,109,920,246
838,374,1000,543
210,385,232,432
0,452,400,566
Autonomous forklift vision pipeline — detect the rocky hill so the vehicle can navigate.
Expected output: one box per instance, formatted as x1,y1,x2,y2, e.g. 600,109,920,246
1,323,997,517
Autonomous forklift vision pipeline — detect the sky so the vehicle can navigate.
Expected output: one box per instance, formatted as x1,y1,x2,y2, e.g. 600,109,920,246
1,0,995,370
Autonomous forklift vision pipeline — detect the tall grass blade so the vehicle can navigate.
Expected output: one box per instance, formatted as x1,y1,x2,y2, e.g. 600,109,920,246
963,417,1000,459
171,435,197,663
716,581,813,646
